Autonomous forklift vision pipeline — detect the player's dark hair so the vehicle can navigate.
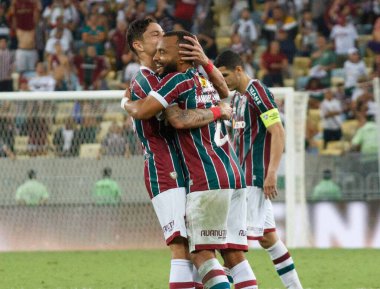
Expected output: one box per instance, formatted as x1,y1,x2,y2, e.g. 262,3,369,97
28,170,36,179
163,30,195,46
214,50,244,70
103,167,112,178
127,17,156,54
163,31,195,64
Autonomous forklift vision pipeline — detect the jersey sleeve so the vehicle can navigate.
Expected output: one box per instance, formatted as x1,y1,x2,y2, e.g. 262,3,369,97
247,81,281,128
149,72,193,108
131,71,160,100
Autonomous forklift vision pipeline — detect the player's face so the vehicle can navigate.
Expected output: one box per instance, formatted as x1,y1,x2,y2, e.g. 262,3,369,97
218,66,240,91
153,36,179,76
141,23,164,57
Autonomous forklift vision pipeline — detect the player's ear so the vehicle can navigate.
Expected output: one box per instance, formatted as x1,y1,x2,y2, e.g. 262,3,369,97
235,66,244,73
133,40,143,53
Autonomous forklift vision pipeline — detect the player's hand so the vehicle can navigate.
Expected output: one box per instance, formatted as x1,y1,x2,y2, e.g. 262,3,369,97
179,35,208,67
218,102,232,120
263,171,278,200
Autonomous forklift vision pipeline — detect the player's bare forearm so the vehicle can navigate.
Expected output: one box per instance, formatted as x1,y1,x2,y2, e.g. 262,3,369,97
165,106,214,129
207,66,230,99
267,122,285,174
165,102,232,129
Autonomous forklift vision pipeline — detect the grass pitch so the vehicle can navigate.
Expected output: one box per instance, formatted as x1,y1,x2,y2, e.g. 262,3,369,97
1,249,379,289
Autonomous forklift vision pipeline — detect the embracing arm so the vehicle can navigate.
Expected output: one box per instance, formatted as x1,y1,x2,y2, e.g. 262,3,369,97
121,93,165,120
165,102,232,129
179,36,229,99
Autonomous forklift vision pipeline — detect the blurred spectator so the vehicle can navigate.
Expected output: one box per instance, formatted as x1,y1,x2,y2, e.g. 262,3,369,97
298,10,317,56
10,0,41,73
53,117,80,157
312,169,342,201
320,89,343,149
15,169,49,205
82,13,106,55
343,48,367,97
367,22,380,55
120,53,139,90
195,7,218,60
108,19,128,71
234,7,257,51
0,105,15,160
277,29,297,64
100,121,129,158
0,36,14,91
47,42,72,90
309,35,337,86
26,114,49,157
173,0,197,31
0,3,10,39
153,0,175,32
306,77,325,108
73,45,109,90
122,115,142,156
263,5,298,42
351,114,379,163
49,15,73,45
28,62,56,91
77,115,97,144
230,33,245,55
92,167,122,205
325,0,356,31
330,16,358,65
42,0,79,30
45,28,70,55
260,40,288,87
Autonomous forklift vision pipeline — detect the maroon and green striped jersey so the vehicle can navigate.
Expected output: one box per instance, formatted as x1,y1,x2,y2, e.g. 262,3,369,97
130,66,185,198
231,79,278,188
150,68,245,193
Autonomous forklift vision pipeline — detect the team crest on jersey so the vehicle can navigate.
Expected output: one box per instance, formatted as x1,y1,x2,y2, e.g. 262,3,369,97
199,76,208,87
169,172,178,180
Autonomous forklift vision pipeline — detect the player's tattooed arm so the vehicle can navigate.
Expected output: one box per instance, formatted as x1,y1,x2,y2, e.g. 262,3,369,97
165,102,232,129
179,36,229,99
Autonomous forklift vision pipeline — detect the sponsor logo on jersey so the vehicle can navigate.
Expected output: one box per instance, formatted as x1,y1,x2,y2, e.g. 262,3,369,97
234,121,246,129
239,230,247,236
200,230,227,239
163,220,174,233
169,172,178,180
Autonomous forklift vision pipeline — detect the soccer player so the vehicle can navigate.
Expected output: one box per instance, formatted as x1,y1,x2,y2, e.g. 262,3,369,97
123,31,258,289
214,50,303,289
124,19,232,289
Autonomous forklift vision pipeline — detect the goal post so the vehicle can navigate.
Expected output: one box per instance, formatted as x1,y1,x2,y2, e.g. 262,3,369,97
270,88,311,248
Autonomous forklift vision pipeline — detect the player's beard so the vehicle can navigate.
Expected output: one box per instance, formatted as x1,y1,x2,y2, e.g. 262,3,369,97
158,61,178,77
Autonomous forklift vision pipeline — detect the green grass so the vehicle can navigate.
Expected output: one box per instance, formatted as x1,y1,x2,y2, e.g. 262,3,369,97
1,249,380,289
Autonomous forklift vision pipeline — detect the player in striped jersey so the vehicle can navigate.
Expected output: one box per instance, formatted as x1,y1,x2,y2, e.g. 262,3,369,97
215,50,303,289
124,31,258,289
124,19,233,289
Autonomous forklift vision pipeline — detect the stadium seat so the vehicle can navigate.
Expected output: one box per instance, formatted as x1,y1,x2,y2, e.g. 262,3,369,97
341,119,359,140
331,76,344,87
79,143,101,158
103,112,124,122
326,140,350,152
14,136,29,155
319,148,343,156
293,57,311,76
96,121,113,142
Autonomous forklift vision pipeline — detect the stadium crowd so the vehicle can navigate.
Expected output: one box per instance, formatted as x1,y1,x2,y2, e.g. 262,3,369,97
0,0,379,160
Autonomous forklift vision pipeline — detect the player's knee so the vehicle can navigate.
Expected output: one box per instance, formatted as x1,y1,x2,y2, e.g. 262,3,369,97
169,236,190,259
259,232,278,249
220,249,246,268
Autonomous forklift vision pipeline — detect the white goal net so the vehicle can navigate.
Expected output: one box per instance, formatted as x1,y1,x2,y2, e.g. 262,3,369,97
0,88,311,251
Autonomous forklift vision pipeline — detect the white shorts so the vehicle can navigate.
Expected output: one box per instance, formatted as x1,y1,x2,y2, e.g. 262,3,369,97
186,188,248,252
247,186,276,240
151,187,187,245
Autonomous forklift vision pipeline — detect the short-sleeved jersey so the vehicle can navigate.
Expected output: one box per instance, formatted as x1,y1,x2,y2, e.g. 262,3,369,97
231,79,278,188
150,68,245,193
130,66,185,198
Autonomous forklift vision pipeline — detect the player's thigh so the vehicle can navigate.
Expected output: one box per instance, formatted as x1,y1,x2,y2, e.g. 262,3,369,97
186,189,232,252
151,187,187,244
